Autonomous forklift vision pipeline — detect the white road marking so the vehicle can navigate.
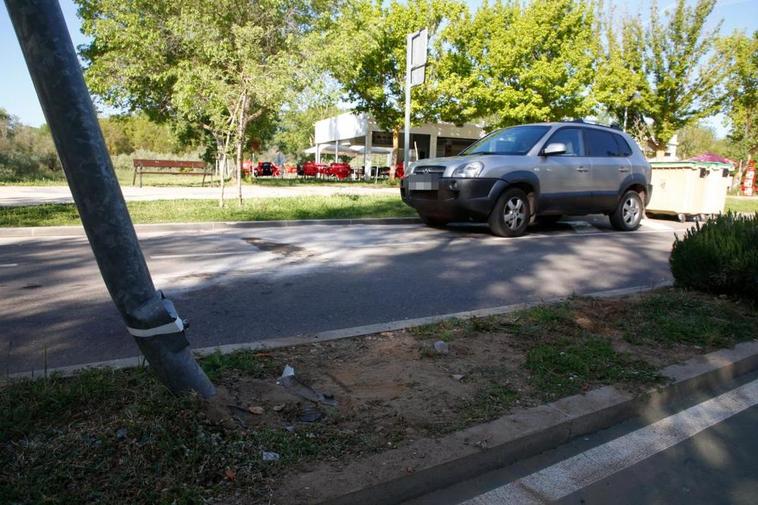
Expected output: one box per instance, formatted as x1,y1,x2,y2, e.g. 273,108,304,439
0,263,18,267
460,377,758,505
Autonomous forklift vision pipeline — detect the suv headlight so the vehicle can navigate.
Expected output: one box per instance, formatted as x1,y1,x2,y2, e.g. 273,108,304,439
451,161,483,178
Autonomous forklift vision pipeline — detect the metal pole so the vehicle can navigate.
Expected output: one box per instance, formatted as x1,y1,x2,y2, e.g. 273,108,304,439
5,0,215,397
403,32,412,179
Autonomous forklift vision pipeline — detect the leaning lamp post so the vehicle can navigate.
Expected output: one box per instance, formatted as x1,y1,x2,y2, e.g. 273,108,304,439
5,0,215,397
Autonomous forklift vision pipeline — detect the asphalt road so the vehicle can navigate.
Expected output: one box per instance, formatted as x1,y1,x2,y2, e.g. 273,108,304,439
0,216,689,375
407,370,758,505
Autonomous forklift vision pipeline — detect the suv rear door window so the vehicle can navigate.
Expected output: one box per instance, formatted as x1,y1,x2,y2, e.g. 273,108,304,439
585,129,620,157
613,133,633,157
545,128,583,156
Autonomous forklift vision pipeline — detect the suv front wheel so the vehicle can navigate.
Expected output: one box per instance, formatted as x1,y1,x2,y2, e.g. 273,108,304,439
610,190,643,231
489,188,531,237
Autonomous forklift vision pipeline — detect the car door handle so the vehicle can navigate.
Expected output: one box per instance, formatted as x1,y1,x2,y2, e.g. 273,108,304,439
619,167,630,173
576,166,589,173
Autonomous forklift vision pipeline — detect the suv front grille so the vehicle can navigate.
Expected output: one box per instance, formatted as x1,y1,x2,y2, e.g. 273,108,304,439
413,166,445,175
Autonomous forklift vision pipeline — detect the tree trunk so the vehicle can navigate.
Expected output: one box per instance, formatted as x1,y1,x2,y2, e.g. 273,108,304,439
236,138,243,206
236,94,249,207
219,150,226,208
389,127,399,182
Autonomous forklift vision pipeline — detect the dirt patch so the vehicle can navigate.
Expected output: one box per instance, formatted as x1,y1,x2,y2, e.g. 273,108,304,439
4,289,756,505
209,289,756,503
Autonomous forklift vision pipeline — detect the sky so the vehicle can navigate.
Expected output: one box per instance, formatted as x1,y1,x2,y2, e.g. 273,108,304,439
1,0,756,135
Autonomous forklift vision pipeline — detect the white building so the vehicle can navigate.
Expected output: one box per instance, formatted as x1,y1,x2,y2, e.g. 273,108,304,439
312,112,484,172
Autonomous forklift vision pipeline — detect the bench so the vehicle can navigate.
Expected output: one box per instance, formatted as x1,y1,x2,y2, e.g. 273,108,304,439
132,159,211,187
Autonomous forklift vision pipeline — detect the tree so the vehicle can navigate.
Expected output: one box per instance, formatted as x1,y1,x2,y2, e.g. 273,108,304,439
642,0,724,156
272,101,340,162
328,0,467,179
77,0,332,205
718,31,757,161
593,15,648,134
439,0,598,129
0,108,61,181
676,122,727,159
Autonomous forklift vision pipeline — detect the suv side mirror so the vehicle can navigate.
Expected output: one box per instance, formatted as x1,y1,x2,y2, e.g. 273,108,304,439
543,142,567,156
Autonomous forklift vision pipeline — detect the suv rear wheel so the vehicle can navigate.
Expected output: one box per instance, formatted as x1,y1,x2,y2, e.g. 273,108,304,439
610,190,643,231
489,188,530,237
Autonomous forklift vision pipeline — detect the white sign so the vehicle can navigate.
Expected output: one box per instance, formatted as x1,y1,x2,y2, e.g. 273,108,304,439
410,28,428,68
410,66,425,87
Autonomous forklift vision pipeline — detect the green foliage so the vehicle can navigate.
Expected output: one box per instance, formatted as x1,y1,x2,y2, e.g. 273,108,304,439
718,31,758,160
76,0,335,175
644,0,723,151
676,122,730,159
593,15,647,131
0,108,63,183
271,101,340,161
99,113,191,155
526,337,661,399
329,0,467,134
670,212,758,302
441,0,599,128
595,0,724,152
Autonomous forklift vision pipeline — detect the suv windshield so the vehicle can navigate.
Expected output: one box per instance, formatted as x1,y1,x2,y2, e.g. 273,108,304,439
462,125,550,156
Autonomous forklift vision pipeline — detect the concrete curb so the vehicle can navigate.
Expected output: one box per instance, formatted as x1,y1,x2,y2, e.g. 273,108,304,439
6,283,670,380
0,217,421,237
302,339,758,505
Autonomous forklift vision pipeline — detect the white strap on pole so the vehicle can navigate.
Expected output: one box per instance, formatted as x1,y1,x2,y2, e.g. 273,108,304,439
127,317,184,338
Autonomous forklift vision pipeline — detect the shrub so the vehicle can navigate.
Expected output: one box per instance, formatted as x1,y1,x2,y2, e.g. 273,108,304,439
670,212,758,302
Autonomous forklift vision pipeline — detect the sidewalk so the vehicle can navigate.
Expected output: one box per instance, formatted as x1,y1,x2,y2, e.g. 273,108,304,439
0,184,398,207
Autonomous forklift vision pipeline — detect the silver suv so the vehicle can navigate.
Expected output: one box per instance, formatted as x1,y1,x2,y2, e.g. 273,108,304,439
401,122,652,237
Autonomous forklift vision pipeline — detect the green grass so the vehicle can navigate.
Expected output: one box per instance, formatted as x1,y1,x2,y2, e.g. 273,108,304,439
618,290,757,348
0,364,364,505
199,350,277,382
3,289,755,503
0,195,415,227
526,337,661,399
725,196,758,213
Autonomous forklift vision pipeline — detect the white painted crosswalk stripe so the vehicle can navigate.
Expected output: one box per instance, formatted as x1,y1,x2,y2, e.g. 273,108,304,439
460,377,758,504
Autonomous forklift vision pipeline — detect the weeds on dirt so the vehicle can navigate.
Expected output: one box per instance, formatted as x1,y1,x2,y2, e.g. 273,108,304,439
0,366,366,505
618,289,757,348
410,318,466,341
200,350,277,382
455,383,519,427
526,337,662,400
3,288,756,504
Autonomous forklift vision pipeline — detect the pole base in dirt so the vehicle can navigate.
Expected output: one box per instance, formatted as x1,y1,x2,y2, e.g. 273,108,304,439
135,333,215,398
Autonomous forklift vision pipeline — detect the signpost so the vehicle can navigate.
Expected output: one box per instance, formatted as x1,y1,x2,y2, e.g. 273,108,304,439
6,0,214,397
403,28,428,175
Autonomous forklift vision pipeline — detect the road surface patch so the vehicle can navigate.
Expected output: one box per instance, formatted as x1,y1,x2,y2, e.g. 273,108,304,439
461,377,758,504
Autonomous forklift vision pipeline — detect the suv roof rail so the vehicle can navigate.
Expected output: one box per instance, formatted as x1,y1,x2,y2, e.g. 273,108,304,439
566,118,623,131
